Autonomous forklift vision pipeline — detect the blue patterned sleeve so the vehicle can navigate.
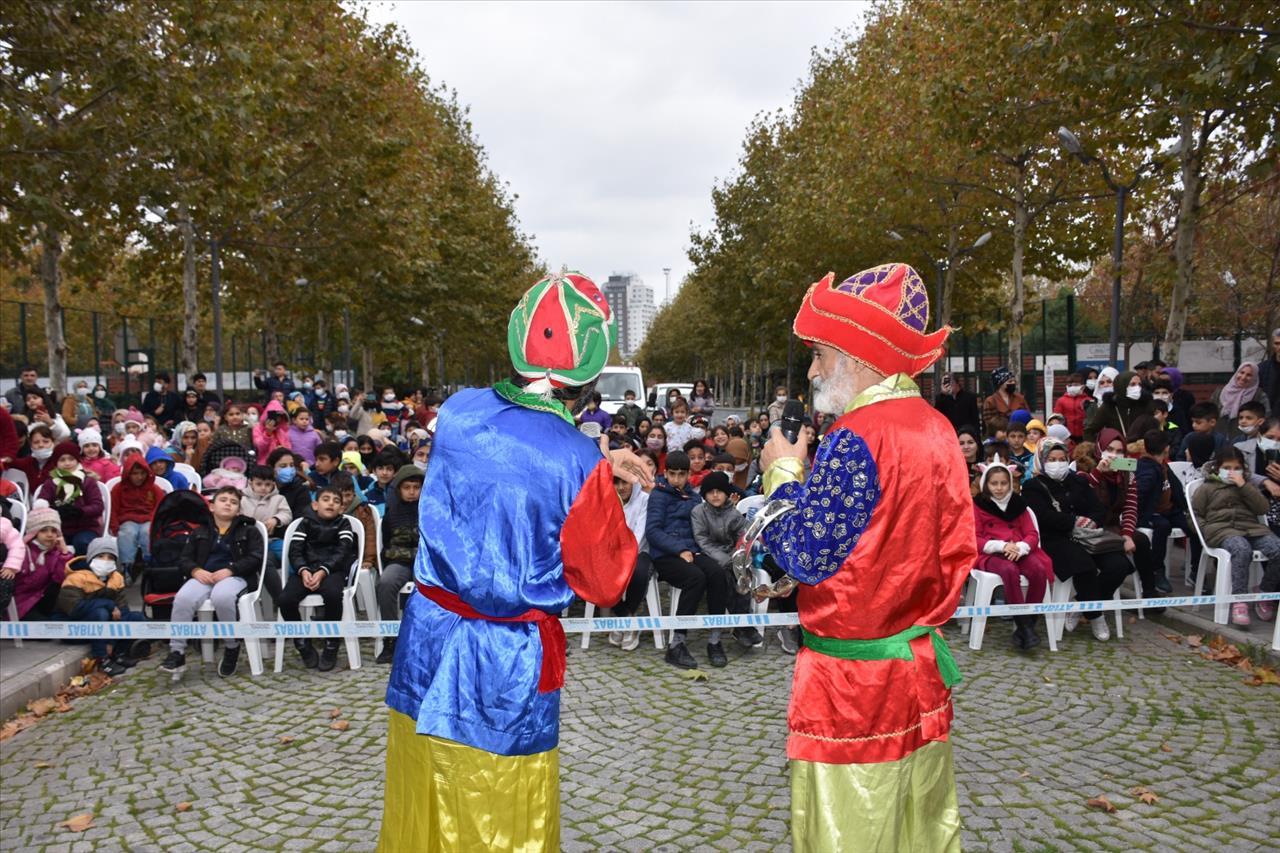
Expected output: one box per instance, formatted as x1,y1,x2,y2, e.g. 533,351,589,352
760,427,880,585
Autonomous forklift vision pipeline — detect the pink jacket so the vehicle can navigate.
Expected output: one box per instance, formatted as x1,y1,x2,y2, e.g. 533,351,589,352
10,541,71,618
973,501,1044,573
1,517,23,572
253,400,293,460
81,455,121,483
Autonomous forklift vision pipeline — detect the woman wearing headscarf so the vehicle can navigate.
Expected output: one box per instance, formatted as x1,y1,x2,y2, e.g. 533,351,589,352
1157,367,1195,433
1212,362,1267,438
1022,438,1131,642
1084,370,1154,443
1080,428,1164,598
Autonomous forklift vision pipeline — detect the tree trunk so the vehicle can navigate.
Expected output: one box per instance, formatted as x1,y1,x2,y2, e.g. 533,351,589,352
317,312,329,376
933,224,961,403
178,203,199,378
1008,182,1028,390
1162,111,1204,365
362,345,374,391
39,225,68,396
420,350,431,387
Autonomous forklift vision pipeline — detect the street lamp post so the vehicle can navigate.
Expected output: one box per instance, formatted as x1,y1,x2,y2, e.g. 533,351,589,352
1057,127,1177,367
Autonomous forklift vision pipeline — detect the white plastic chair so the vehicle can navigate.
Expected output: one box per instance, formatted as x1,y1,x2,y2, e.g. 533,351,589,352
273,516,364,672
174,462,202,492
964,509,1059,651
1184,478,1264,625
6,497,27,538
2,469,29,505
1168,461,1200,488
93,478,111,538
736,494,767,516
360,514,384,655
1049,577,1125,643
195,521,270,667
6,599,21,647
236,520,280,677
155,477,175,495
581,573,667,650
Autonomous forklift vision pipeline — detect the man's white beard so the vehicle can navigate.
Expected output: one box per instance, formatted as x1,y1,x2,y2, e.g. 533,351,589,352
813,357,858,415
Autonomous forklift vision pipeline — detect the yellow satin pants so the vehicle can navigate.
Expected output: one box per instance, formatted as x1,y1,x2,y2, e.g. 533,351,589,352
791,740,961,852
378,710,559,852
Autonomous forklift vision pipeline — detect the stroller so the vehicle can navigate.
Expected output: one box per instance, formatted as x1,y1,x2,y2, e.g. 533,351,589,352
200,438,253,478
140,489,211,620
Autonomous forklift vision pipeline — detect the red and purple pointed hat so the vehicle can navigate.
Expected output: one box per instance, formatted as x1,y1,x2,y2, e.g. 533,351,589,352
793,263,950,377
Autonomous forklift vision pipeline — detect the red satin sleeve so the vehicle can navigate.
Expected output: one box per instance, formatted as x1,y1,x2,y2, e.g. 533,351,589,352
560,458,637,606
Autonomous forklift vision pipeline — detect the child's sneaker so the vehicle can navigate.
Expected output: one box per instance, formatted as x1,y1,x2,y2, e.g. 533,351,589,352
1256,599,1277,622
159,650,186,674
620,631,641,651
294,639,319,669
218,645,241,678
99,657,127,677
706,642,728,668
318,639,340,672
1089,616,1110,641
664,642,698,670
778,626,800,655
608,631,624,647
1230,603,1251,626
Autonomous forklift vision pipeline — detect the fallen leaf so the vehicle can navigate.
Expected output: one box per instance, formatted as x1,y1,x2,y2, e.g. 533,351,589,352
0,716,40,742
676,669,709,682
1138,791,1159,804
1086,795,1117,813
79,657,97,675
68,676,86,688
33,761,54,769
1042,675,1052,684
1235,658,1254,673
1127,615,1137,624
277,736,295,744
59,813,94,832
1185,634,1203,648
176,802,192,812
329,708,343,719
1253,667,1280,686
27,698,56,717
330,720,350,732
1018,770,1031,779
1207,634,1227,651
1160,742,1173,753
1160,632,1183,644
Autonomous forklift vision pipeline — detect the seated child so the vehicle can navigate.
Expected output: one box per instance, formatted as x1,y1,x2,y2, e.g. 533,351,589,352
1134,430,1186,595
55,536,145,675
1184,402,1227,456
1191,447,1280,626
308,441,343,489
972,458,1055,650
146,446,190,491
287,408,324,465
266,448,312,520
684,441,709,489
77,428,120,482
1232,400,1267,445
374,465,425,664
278,486,357,671
689,471,759,668
240,464,293,598
6,505,71,620
363,450,402,512
1004,424,1033,482
159,487,264,678
212,402,253,449
111,452,166,570
0,513,23,610
331,472,379,576
36,443,104,554
339,451,375,494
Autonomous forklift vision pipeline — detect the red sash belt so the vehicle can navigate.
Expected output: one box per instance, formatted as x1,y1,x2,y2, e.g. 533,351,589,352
416,583,566,693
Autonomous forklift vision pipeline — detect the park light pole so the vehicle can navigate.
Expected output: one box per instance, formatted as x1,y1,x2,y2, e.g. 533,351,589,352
1057,127,1178,367
888,228,992,402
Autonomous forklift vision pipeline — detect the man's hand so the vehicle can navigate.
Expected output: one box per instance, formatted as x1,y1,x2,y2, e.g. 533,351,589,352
679,550,694,564
760,424,808,472
210,569,233,583
192,569,215,585
607,445,654,489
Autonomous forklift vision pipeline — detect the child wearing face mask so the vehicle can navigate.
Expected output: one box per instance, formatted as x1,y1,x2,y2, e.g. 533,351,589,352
1053,372,1090,440
9,505,72,621
62,381,96,426
1191,447,1280,625
1231,401,1267,446
644,427,669,471
972,458,1055,649
55,535,146,675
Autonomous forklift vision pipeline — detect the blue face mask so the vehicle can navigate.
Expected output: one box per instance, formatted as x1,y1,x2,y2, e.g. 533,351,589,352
276,467,297,485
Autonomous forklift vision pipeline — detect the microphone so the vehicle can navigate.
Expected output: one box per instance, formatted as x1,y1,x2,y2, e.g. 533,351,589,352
780,399,806,444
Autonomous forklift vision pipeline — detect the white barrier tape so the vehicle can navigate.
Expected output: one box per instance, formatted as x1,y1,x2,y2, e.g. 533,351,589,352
3,592,1277,641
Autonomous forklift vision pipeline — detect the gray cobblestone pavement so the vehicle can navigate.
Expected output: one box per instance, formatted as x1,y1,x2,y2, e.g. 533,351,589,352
1,617,1278,851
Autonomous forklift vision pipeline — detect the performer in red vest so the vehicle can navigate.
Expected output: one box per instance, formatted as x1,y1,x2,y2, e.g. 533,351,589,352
755,263,976,851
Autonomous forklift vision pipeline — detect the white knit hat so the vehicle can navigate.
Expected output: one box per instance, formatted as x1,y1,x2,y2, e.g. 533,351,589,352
77,427,103,448
1098,366,1120,383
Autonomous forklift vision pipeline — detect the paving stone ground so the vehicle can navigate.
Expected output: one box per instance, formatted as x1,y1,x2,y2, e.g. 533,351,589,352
1,617,1277,852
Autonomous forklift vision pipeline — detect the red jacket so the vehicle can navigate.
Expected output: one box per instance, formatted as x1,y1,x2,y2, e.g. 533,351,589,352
1053,392,1089,438
110,455,165,531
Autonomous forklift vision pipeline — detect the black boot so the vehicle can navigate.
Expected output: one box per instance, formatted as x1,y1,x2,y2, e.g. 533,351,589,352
375,638,396,665
294,639,319,669
1013,616,1040,651
318,639,340,672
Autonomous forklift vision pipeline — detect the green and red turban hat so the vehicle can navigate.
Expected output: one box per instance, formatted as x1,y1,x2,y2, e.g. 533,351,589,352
793,262,951,377
508,269,615,393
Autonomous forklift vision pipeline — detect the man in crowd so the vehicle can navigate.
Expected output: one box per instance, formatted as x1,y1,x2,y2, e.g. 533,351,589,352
4,366,49,417
140,372,181,426
254,362,297,400
935,372,981,432
188,372,221,412
756,262,974,852
1257,328,1280,417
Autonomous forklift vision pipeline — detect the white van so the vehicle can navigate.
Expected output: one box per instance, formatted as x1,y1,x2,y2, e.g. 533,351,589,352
647,382,694,411
596,366,645,415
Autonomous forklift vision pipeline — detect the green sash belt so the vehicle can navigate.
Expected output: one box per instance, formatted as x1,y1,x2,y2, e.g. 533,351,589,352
801,624,962,689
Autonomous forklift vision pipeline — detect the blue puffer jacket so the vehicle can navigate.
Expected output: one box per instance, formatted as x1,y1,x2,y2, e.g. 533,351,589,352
645,480,701,559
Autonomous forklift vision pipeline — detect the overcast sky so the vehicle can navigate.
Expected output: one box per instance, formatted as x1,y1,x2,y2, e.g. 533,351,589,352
367,0,868,305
